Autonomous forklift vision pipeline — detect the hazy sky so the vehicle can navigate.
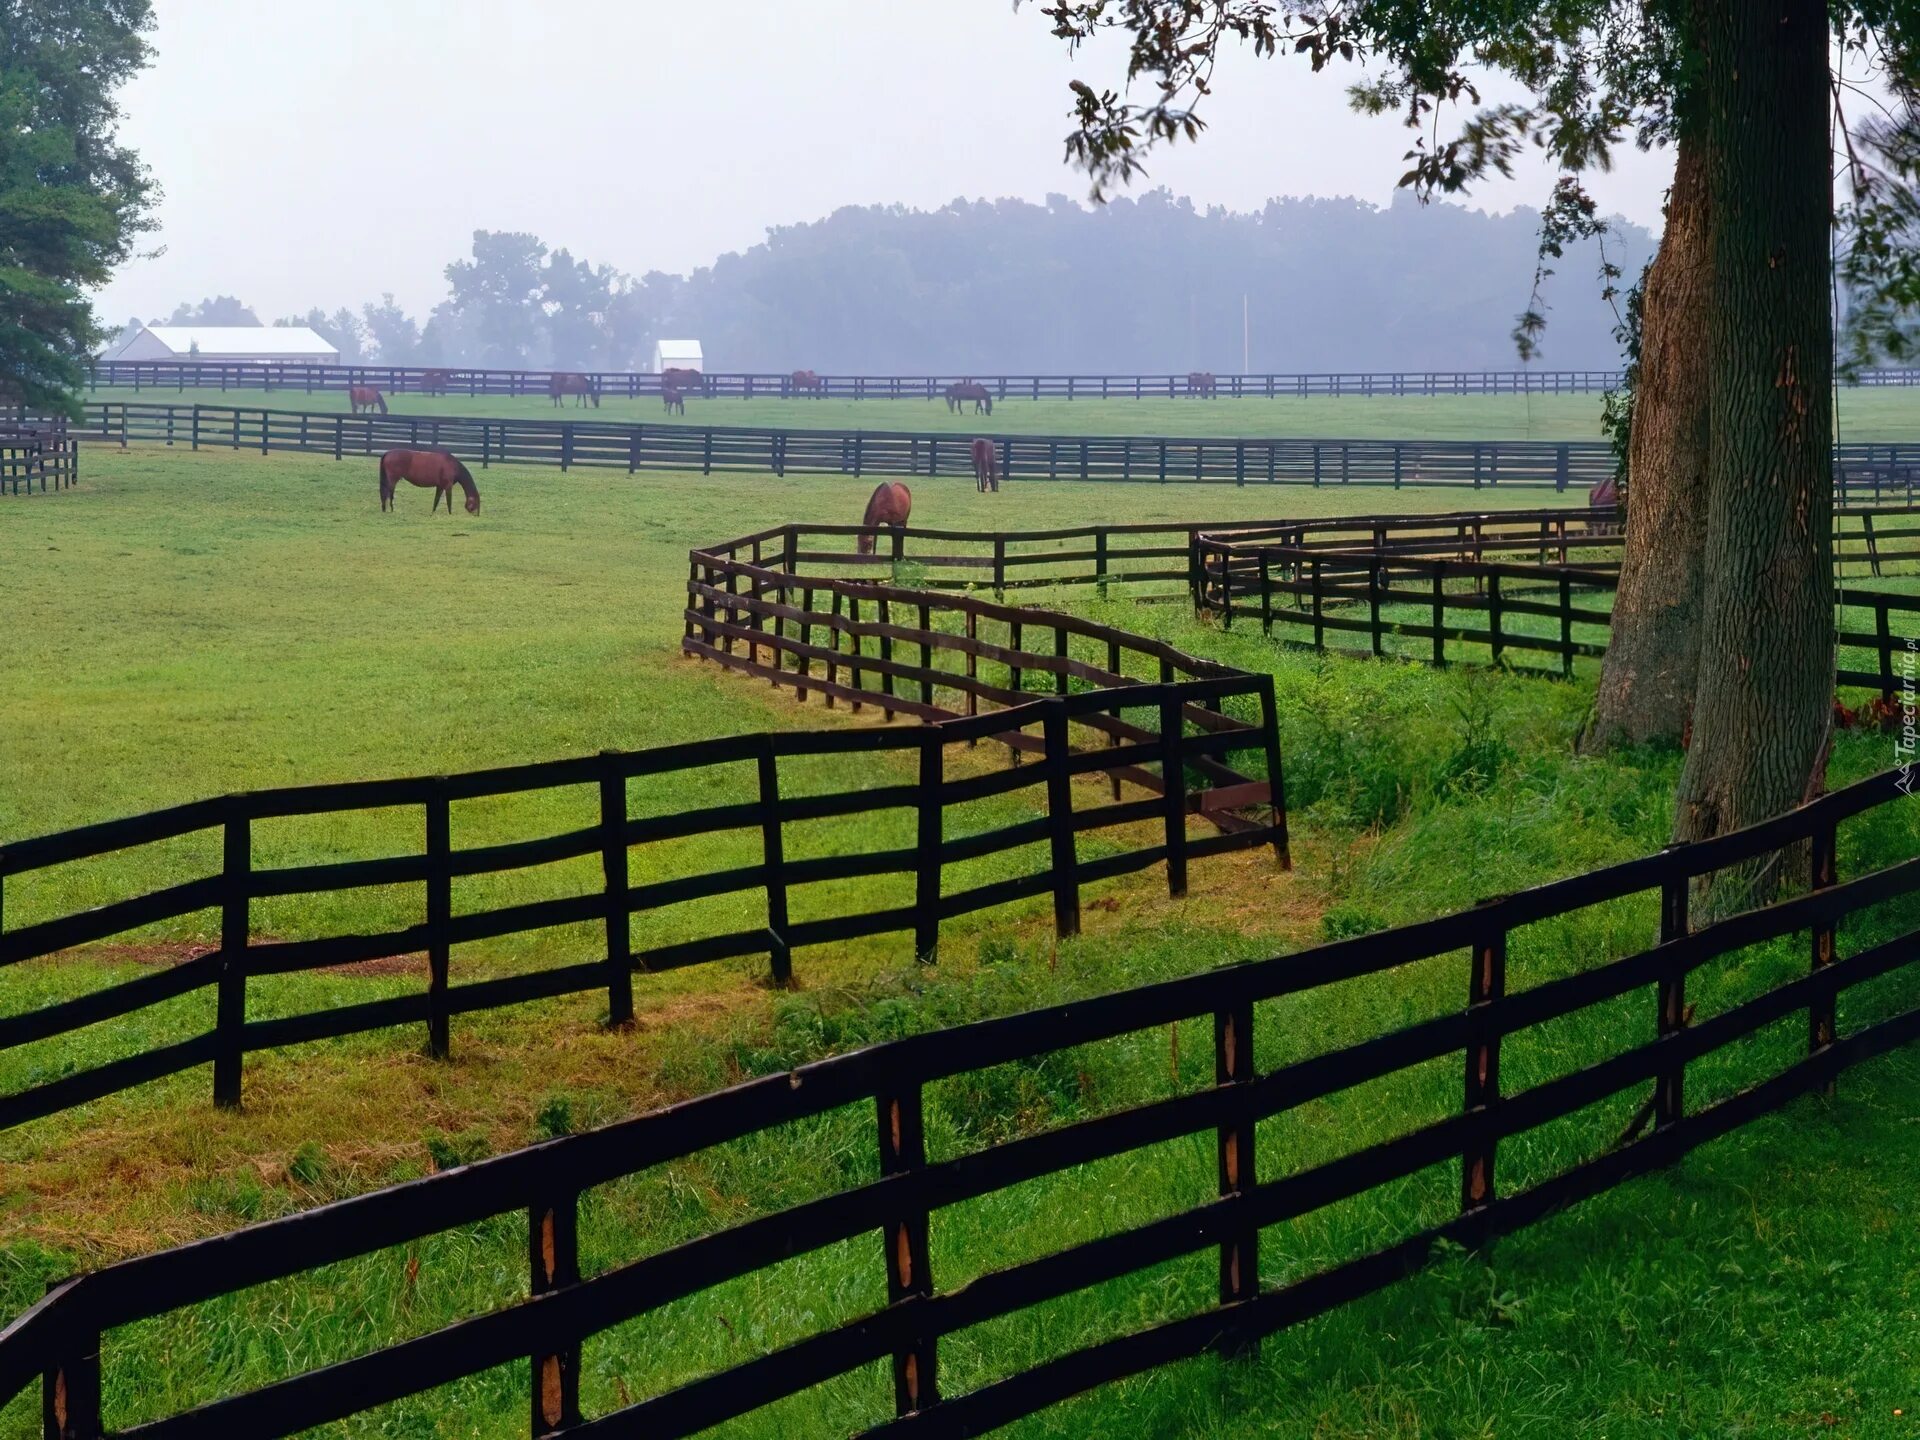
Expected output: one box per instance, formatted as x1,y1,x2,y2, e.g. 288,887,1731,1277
96,0,1679,325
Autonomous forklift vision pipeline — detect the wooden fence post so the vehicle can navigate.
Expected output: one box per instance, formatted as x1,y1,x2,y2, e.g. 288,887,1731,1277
214,811,250,1109
1160,687,1189,899
1560,574,1574,679
1367,560,1383,656
918,601,933,706
1487,572,1504,666
1810,816,1840,1095
529,1191,582,1435
1042,701,1080,939
42,1325,101,1440
1310,559,1325,650
1877,603,1895,702
426,786,452,1060
1431,570,1447,668
601,757,635,1024
1656,858,1690,1129
1461,913,1507,1221
760,741,792,986
1215,998,1258,1356
916,733,943,962
877,1081,937,1416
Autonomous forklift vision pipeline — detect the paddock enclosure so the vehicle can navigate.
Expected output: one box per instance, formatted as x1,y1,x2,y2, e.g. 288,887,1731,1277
29,397,1920,498
82,358,1920,401
5,435,1920,1437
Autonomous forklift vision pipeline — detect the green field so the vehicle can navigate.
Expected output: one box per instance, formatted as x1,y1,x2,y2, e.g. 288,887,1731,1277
3,444,1918,1437
83,382,1920,441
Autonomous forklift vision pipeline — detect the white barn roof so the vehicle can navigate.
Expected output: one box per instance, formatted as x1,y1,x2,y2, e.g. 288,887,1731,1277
654,339,703,369
103,325,341,362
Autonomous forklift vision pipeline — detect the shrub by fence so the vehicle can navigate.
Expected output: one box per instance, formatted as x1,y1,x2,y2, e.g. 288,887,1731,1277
0,421,77,495
2,761,1914,1438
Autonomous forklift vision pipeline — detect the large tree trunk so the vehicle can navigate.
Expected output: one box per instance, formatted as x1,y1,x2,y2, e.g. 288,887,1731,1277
1586,134,1712,749
1672,0,1834,916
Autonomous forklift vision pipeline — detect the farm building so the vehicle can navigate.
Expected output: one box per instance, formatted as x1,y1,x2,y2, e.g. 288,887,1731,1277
100,325,341,365
653,339,703,373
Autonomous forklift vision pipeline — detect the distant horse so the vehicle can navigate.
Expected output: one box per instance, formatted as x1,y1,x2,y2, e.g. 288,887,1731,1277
378,448,481,515
1585,475,1623,536
945,381,992,415
792,369,825,396
548,372,599,408
349,385,388,415
971,438,999,493
856,480,912,555
662,387,686,415
1187,372,1217,398
662,367,702,395
419,369,453,396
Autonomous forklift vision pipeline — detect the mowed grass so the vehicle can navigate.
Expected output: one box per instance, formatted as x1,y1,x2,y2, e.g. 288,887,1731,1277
84,381,1920,441
3,445,1919,1437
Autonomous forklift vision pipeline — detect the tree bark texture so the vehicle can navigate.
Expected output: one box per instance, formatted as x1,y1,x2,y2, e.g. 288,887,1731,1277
1586,132,1713,749
1672,0,1835,917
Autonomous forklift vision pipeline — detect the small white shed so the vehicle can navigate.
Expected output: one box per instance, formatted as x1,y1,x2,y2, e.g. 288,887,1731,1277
653,339,704,373
101,325,341,365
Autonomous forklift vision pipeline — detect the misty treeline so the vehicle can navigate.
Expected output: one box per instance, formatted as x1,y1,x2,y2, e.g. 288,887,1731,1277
145,191,1653,373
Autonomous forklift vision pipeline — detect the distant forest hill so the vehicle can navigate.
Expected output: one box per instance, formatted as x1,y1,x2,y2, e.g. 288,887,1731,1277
675,191,1653,375
142,191,1656,375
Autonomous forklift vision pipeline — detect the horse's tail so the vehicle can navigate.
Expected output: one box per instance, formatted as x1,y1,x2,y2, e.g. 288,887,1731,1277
377,392,388,415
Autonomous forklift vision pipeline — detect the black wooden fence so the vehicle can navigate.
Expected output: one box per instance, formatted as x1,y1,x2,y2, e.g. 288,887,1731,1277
0,509,1287,1136
1196,506,1920,692
3,764,1914,1438
0,421,77,495
44,399,1920,498
58,399,1626,488
89,361,1652,400
82,358,1920,399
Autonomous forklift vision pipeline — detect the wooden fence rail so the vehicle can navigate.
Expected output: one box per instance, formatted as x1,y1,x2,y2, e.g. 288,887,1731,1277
83,358,1920,399
3,764,1914,1438
0,421,77,495
0,681,1283,1137
90,362,1651,400
36,399,1920,498
1196,509,1920,693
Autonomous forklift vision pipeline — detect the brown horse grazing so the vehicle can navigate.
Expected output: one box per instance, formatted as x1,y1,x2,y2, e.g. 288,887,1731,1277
349,385,388,415
970,437,999,493
1186,371,1217,398
662,387,686,415
419,368,453,396
945,381,992,415
791,369,825,395
661,367,702,394
378,448,481,515
548,372,599,407
856,481,911,555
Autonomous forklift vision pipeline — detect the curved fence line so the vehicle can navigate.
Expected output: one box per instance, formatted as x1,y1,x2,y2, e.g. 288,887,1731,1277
0,516,1294,1138
86,358,1920,400
3,755,1913,1436
38,398,1920,500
